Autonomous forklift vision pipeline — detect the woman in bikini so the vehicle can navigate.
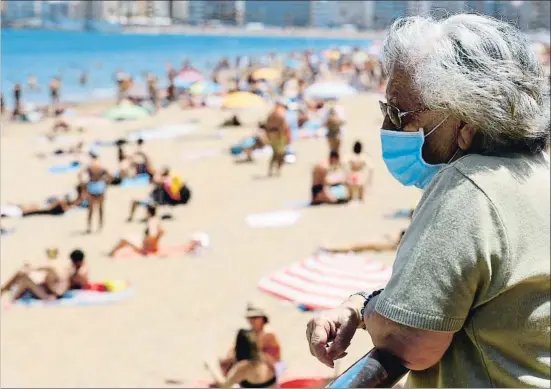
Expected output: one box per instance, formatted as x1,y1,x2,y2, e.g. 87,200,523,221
0,249,89,303
265,101,290,177
346,141,373,202
80,151,110,233
219,305,283,378
108,204,164,257
208,329,278,388
1,183,86,218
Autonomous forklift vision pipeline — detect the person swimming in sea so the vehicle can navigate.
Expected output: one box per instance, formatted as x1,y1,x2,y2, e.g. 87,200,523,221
80,150,110,233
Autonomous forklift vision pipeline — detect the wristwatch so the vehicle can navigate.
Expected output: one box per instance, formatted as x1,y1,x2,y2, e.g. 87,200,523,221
350,289,384,329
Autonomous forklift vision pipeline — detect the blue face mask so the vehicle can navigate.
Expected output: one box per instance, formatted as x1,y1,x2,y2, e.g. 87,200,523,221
381,117,451,189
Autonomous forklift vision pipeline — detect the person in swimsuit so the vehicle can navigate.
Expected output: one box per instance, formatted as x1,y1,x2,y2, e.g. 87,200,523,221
12,83,22,120
1,93,5,116
0,248,88,304
126,166,190,221
265,101,290,177
346,141,373,202
147,74,159,112
311,151,349,205
219,305,282,377
79,71,88,87
28,74,38,91
49,77,61,110
131,138,155,179
324,102,345,153
2,183,87,218
80,151,110,233
108,204,164,257
208,329,277,388
322,230,408,254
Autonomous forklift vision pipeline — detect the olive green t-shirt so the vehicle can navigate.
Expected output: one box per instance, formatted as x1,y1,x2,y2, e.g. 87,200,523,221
375,153,550,388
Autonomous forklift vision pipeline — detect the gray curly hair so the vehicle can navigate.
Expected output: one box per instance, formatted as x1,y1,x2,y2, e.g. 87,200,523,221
381,13,550,154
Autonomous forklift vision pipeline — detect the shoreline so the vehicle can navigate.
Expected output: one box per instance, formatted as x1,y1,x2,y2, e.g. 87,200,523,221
122,25,386,40
3,25,386,40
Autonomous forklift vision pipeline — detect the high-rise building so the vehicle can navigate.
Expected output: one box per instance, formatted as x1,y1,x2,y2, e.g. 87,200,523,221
244,1,311,27
310,0,339,28
372,1,410,30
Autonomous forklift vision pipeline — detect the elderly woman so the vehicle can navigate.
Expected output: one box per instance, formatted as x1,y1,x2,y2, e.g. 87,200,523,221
306,14,550,388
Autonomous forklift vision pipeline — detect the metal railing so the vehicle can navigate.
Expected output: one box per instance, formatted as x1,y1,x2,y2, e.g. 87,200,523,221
326,348,409,388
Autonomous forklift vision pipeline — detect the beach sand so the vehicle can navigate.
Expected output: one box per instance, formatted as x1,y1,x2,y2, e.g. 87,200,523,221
0,93,421,387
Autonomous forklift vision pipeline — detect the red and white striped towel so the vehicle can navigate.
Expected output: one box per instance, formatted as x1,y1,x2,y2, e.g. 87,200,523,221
258,253,391,311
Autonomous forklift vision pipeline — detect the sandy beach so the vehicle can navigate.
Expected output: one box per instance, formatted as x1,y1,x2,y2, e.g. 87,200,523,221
0,92,421,388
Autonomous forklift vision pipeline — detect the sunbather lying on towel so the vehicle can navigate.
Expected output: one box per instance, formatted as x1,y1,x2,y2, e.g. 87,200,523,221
1,183,87,217
36,141,85,159
321,210,413,253
1,249,89,303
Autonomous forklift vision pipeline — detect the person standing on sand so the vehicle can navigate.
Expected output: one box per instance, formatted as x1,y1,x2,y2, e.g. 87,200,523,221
306,14,549,388
265,101,290,177
346,141,373,202
80,151,110,234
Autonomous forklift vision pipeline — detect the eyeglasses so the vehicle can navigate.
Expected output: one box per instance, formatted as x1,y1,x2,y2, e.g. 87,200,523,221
379,101,428,129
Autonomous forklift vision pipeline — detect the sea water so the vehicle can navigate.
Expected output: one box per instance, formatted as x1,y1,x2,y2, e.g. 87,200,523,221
1,29,370,106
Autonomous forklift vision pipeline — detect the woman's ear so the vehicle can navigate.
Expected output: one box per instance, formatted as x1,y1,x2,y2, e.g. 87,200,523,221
457,123,477,151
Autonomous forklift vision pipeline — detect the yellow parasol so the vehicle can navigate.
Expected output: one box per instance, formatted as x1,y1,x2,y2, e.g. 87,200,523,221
252,68,281,80
221,91,267,109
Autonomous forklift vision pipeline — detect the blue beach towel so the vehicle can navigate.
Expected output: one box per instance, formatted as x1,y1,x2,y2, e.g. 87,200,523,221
230,136,256,156
48,161,81,174
16,288,134,307
120,173,150,188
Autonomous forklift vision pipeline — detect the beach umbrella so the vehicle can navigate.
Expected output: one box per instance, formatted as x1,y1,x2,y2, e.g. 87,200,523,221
258,252,391,311
252,67,281,81
189,81,223,96
103,104,149,121
174,70,204,88
303,82,357,100
221,91,267,110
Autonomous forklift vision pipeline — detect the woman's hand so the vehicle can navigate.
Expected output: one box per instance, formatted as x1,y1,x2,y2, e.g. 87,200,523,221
305,295,364,367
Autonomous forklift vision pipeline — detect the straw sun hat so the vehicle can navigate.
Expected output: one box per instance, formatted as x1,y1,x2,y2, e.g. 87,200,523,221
245,303,269,324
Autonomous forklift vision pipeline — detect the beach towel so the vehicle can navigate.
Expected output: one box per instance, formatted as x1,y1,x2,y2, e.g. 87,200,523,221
285,185,349,208
258,253,391,311
1,205,23,218
15,288,134,308
112,244,192,259
119,174,151,188
126,123,198,142
48,161,80,174
245,210,301,228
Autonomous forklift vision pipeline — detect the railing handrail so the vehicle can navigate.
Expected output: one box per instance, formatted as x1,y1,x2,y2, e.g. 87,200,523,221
326,348,410,388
